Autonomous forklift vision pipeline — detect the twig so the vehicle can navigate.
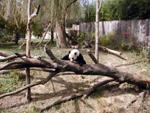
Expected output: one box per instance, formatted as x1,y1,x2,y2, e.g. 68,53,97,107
37,22,51,46
126,91,148,108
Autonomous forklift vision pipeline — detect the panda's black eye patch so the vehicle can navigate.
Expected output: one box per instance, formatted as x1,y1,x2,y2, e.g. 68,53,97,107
74,52,77,55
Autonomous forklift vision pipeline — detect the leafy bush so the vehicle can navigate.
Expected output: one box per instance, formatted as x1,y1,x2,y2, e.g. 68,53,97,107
99,32,115,46
140,46,150,59
31,22,44,37
77,32,95,47
0,16,26,43
99,32,138,51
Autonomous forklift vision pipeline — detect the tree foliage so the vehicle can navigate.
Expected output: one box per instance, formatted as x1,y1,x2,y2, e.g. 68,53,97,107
84,3,96,22
100,0,150,21
81,0,150,22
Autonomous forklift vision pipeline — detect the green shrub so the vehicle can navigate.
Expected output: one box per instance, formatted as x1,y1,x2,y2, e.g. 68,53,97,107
0,16,26,43
140,46,150,59
99,32,115,46
77,32,95,47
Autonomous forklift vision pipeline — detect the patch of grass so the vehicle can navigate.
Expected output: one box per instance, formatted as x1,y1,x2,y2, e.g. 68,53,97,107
20,106,40,113
0,70,23,94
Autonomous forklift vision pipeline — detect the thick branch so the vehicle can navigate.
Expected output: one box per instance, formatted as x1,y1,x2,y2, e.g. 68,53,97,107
98,0,103,11
84,42,126,60
1,48,150,90
0,58,55,70
98,46,127,60
0,51,9,57
40,77,114,112
0,53,26,62
40,92,83,112
29,5,40,21
83,77,114,98
46,48,150,88
87,49,98,64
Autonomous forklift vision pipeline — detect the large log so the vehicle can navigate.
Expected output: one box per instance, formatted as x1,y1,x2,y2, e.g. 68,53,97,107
84,41,127,60
0,47,150,112
0,48,149,89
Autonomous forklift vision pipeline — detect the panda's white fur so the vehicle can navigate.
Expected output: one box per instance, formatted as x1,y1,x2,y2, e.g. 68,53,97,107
69,49,80,62
62,49,86,66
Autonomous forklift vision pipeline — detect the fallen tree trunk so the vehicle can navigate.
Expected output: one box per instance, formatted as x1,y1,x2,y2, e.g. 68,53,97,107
0,73,56,99
84,41,126,60
99,45,122,55
0,48,150,89
0,47,150,112
98,46,127,60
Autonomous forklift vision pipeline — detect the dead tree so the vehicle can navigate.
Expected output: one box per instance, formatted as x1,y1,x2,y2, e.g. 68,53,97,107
95,0,103,62
0,47,150,112
25,0,40,102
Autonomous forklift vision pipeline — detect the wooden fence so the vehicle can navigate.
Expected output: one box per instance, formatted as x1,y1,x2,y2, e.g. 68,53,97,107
79,19,150,45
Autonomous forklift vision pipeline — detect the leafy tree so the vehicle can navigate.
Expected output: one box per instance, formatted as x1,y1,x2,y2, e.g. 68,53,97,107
100,0,150,20
84,3,96,22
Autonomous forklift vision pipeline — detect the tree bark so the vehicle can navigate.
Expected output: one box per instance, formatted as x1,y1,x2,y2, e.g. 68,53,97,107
95,0,100,62
25,0,32,102
55,22,68,48
0,47,150,89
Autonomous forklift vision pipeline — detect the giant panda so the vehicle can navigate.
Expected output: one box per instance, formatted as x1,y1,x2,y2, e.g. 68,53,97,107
62,49,86,66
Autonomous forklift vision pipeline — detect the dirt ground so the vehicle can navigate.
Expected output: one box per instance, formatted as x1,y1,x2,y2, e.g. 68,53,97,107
0,49,150,113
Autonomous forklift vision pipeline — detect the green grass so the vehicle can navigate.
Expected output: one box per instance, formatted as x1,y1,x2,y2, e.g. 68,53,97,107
0,70,24,93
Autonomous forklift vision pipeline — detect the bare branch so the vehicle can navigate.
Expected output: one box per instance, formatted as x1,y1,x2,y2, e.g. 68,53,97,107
40,92,83,112
0,53,26,62
40,77,114,112
0,73,57,99
98,0,103,11
65,0,78,11
87,49,98,64
37,22,51,46
83,77,114,98
29,5,40,21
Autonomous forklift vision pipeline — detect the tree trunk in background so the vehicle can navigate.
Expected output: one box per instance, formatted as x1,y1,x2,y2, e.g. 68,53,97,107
5,0,13,21
55,21,68,48
95,0,100,62
50,28,54,43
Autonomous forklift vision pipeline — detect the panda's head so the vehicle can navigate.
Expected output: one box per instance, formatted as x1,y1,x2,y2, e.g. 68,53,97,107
69,49,80,62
